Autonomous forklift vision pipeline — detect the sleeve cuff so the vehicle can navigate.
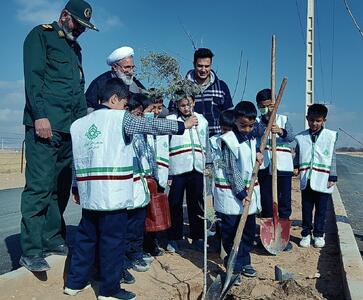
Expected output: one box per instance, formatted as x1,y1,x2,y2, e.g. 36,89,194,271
177,121,185,135
71,186,79,195
279,129,287,138
328,176,337,182
236,190,248,201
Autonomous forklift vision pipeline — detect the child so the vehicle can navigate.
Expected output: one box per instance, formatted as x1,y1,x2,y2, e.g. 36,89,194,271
124,94,157,275
143,93,170,256
255,88,294,251
166,92,209,252
65,78,198,300
208,109,234,253
294,104,337,248
218,101,262,282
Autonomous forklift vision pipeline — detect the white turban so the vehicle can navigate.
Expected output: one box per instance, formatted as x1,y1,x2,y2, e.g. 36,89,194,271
106,46,134,66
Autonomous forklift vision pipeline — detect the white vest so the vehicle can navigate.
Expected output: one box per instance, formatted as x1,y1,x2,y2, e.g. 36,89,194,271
130,136,152,209
257,114,293,172
295,128,337,194
147,134,169,189
167,113,208,175
71,109,134,211
216,131,261,215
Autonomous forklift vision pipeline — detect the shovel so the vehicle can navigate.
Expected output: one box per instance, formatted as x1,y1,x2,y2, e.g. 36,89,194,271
206,78,288,300
260,35,291,255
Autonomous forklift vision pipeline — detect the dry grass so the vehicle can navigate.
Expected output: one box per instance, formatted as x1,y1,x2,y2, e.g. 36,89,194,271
0,150,25,189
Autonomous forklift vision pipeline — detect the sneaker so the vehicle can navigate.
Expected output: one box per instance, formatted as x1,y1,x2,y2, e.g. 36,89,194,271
43,244,69,257
19,255,50,272
98,289,136,300
64,284,91,296
142,253,154,264
233,274,242,286
314,236,325,248
166,240,179,253
283,241,293,252
190,239,204,252
299,235,311,248
132,258,150,272
241,265,257,277
120,269,135,284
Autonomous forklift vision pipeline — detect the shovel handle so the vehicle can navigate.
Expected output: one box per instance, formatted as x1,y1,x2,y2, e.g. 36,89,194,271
271,35,279,214
231,78,287,252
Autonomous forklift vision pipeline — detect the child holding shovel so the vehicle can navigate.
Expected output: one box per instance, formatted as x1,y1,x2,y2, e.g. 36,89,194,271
294,104,337,248
255,88,295,251
217,101,263,282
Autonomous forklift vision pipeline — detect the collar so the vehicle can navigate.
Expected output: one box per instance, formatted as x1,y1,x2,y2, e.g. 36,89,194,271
309,126,324,136
232,127,255,143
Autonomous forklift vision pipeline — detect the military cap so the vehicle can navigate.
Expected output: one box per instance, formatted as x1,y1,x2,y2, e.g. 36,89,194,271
65,0,99,31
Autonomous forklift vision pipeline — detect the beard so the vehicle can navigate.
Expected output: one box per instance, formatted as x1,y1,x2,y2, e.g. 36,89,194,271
115,71,134,85
62,18,81,41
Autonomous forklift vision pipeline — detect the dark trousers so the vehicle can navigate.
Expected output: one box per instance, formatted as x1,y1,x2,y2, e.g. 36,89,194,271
126,206,147,263
301,181,331,237
66,208,127,297
220,213,256,273
167,170,204,241
258,172,292,219
21,126,72,256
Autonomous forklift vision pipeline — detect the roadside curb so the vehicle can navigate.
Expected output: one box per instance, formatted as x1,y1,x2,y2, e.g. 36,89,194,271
332,187,363,300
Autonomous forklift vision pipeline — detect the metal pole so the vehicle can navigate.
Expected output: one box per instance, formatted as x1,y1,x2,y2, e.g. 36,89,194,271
305,0,314,129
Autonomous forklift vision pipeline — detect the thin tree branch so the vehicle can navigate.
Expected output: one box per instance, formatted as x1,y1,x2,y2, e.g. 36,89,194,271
241,60,249,99
343,0,363,38
232,49,243,100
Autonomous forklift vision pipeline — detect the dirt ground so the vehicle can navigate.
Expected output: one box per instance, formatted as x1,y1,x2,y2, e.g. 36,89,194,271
0,150,25,189
0,151,344,299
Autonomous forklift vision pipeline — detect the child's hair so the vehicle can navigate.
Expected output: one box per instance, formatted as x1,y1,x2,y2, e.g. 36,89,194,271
219,109,235,128
101,78,129,103
174,89,195,103
256,88,271,104
193,48,214,64
149,88,164,104
128,94,143,111
307,103,328,118
234,101,257,120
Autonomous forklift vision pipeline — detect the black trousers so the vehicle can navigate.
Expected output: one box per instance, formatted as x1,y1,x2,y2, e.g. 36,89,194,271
167,170,204,241
220,213,256,272
126,206,147,263
66,208,127,297
258,172,292,219
301,181,331,237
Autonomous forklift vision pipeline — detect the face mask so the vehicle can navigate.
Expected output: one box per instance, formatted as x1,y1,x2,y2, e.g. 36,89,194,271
144,112,155,119
259,107,269,115
115,71,134,85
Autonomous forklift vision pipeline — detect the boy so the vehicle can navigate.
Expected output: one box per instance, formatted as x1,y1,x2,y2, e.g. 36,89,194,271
218,101,262,282
294,104,337,248
166,92,209,252
208,109,234,253
255,88,294,251
65,79,197,300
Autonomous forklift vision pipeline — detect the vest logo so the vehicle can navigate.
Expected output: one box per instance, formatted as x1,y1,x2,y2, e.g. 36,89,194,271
163,142,168,149
85,124,101,140
200,129,205,136
323,149,330,156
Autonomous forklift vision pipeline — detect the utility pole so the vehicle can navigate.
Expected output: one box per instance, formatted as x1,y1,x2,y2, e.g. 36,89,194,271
305,0,314,129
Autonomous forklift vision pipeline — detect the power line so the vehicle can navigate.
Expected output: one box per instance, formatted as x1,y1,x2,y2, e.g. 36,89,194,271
343,0,363,38
295,0,306,46
241,60,249,100
232,49,243,100
339,128,363,147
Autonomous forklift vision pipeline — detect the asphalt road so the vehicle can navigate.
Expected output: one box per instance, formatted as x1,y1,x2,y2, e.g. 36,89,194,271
336,154,363,256
0,188,81,275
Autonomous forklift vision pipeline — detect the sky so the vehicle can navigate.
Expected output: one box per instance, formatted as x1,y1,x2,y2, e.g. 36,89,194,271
0,0,362,148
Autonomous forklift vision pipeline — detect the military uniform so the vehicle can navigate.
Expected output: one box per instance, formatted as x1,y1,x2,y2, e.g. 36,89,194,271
21,21,87,258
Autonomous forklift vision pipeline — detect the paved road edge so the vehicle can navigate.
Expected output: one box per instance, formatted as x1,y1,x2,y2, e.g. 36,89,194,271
333,187,363,300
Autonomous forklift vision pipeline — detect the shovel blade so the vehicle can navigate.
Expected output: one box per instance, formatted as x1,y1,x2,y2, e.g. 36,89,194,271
260,217,291,255
206,273,240,300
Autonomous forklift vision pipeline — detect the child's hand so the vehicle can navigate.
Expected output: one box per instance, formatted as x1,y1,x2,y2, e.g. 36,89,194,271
184,116,198,129
256,152,264,165
242,196,251,207
293,168,299,176
167,179,173,186
72,192,80,205
327,181,336,188
271,124,283,136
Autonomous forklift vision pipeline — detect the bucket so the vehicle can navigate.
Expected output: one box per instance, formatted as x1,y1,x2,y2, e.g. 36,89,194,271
145,178,171,232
